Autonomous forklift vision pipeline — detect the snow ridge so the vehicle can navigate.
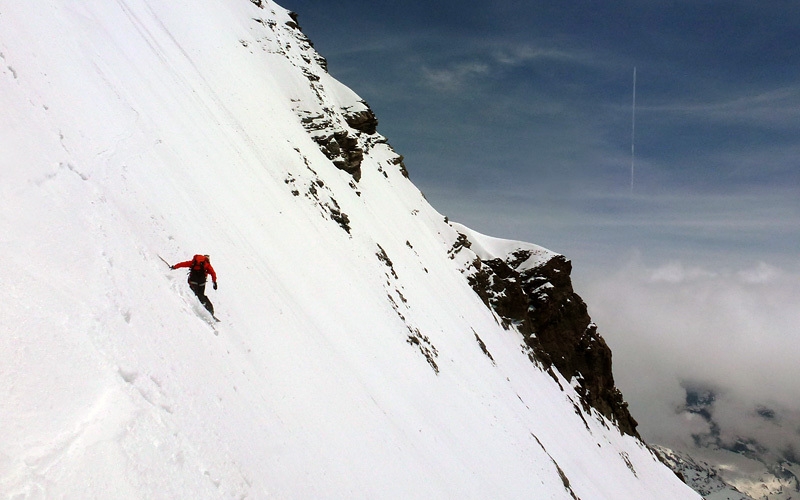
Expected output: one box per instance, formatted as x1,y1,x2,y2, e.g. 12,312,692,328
1,0,698,498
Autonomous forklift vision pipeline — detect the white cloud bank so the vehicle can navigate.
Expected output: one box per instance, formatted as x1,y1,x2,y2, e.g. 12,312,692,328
582,255,800,448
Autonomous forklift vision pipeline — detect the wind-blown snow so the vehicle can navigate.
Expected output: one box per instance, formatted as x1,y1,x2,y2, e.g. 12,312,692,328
452,222,556,271
0,1,699,498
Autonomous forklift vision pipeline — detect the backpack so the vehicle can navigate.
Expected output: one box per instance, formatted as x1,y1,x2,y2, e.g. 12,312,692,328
189,255,209,282
191,254,208,270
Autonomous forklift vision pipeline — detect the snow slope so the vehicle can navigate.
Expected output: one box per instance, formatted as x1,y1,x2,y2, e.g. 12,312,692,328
0,0,699,498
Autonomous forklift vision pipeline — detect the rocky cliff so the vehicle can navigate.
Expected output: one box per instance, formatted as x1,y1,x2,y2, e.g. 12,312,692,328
452,225,640,437
274,7,639,438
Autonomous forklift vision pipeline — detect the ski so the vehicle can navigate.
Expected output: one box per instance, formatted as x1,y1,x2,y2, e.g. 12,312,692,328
204,313,220,335
206,319,219,335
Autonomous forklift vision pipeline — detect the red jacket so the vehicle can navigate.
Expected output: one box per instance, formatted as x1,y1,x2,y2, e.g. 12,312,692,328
173,255,217,283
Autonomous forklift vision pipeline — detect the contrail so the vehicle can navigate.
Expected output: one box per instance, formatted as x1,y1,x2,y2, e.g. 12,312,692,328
631,66,636,193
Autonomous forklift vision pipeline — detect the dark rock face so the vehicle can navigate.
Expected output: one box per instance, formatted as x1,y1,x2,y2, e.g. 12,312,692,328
466,256,531,332
344,106,378,135
461,239,639,437
319,129,363,179
255,11,409,185
525,256,639,437
297,104,381,181
274,13,400,182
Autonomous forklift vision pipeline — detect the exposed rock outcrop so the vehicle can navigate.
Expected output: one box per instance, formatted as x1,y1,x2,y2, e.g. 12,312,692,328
455,227,639,437
522,254,639,437
255,11,406,182
343,105,378,135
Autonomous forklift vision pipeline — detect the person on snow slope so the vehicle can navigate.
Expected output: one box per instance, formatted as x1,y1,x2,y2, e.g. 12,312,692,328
171,254,217,316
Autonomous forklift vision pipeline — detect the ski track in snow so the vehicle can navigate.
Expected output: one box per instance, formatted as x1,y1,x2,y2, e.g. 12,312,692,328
0,0,701,498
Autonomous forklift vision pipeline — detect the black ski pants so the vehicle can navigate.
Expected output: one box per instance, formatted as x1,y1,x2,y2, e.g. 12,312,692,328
189,280,214,315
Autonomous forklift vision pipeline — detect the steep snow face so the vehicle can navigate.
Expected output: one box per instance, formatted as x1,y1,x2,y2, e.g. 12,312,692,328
0,0,699,498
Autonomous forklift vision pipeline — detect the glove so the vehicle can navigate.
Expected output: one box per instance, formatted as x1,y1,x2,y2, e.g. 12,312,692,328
213,282,218,290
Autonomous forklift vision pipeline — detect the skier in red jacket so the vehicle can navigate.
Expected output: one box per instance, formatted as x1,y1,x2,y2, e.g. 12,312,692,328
171,254,218,316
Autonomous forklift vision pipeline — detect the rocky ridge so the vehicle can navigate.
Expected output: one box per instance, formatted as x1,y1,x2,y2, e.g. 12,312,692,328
257,10,639,437
246,5,406,181
449,224,640,437
248,0,635,446
259,10,643,438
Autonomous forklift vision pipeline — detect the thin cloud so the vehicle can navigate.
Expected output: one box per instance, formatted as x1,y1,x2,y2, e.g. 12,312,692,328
647,261,717,284
737,261,781,284
490,44,588,67
412,36,616,94
644,85,800,126
421,62,490,92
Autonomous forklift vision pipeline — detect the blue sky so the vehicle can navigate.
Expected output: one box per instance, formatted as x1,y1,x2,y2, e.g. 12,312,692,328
283,1,800,272
282,0,800,447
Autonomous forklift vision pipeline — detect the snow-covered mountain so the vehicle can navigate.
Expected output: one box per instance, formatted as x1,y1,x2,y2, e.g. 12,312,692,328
654,445,754,500
1,0,699,497
655,384,800,500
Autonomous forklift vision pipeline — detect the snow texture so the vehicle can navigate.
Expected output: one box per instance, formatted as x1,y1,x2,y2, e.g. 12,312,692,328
0,0,699,498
